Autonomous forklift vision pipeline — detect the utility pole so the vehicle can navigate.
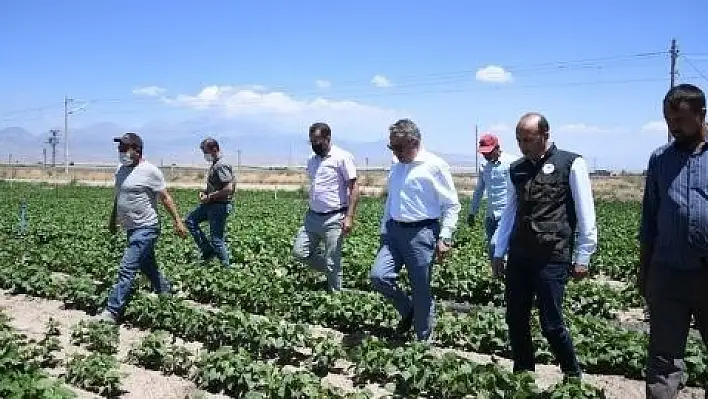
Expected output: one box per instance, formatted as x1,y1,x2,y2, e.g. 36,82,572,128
474,124,479,175
669,39,679,143
47,129,60,167
63,96,73,175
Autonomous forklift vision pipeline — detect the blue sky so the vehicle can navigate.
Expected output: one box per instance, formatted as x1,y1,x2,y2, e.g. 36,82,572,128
2,0,708,170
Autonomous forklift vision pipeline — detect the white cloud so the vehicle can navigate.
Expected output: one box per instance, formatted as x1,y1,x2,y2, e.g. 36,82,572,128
371,74,392,88
132,86,167,97
641,120,666,132
163,85,405,140
315,80,331,89
475,65,513,83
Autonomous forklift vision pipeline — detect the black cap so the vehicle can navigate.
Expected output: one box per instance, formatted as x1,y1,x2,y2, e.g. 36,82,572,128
113,132,143,149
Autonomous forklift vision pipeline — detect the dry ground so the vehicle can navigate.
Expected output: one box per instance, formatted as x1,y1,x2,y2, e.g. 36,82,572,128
0,165,645,200
1,290,704,399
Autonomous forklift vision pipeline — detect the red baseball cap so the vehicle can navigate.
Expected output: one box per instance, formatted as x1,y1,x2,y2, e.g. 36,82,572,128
478,133,499,154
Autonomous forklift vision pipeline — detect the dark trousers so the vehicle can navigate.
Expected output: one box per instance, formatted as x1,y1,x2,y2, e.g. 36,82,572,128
505,258,581,376
646,266,708,399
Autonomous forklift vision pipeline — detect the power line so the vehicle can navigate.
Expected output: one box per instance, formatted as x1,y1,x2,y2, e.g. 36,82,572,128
682,57,708,85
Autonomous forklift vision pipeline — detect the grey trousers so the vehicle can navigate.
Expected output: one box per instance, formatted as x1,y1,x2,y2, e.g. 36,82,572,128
646,266,708,399
292,209,345,291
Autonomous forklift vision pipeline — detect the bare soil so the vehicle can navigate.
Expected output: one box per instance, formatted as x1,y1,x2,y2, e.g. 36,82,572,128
2,291,703,398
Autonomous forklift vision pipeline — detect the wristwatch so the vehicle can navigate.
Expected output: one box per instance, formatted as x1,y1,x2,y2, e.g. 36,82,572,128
441,237,453,247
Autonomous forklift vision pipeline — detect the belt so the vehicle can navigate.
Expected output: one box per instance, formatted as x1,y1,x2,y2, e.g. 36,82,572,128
310,207,348,216
390,218,437,228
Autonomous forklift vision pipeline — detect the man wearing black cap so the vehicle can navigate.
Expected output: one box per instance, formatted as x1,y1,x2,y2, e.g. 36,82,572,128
99,132,187,323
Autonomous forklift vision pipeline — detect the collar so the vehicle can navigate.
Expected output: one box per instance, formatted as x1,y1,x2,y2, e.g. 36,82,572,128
529,143,556,165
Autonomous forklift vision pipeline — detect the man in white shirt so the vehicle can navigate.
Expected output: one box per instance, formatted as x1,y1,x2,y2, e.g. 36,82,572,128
468,133,519,259
491,113,598,378
99,132,187,323
370,119,461,342
292,122,360,292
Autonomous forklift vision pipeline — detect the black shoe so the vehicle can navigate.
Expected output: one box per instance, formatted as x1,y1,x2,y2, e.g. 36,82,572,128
395,310,413,335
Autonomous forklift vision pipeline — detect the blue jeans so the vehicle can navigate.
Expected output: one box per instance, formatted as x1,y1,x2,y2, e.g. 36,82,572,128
106,227,171,317
292,210,345,291
184,202,232,267
485,216,500,260
370,219,440,341
504,258,581,376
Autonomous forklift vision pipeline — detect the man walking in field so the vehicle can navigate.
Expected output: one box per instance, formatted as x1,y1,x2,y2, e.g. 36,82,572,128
468,133,519,259
184,137,235,267
491,112,597,378
100,132,187,323
639,83,708,399
292,122,360,292
370,118,461,342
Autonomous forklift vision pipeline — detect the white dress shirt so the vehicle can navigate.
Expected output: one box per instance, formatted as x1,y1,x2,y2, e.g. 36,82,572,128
380,148,461,239
306,145,357,213
492,154,598,265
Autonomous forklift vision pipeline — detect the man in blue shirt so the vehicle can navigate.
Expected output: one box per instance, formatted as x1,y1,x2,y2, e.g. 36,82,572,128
639,83,708,399
468,133,519,259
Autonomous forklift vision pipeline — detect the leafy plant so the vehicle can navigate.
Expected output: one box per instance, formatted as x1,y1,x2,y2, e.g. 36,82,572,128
70,319,119,355
65,352,123,397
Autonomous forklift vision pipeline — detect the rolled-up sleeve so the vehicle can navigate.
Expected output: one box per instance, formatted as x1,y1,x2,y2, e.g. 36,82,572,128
492,178,517,258
569,157,598,266
435,164,461,239
639,153,659,245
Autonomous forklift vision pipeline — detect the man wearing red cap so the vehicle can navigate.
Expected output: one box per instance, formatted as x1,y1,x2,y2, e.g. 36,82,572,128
468,133,520,259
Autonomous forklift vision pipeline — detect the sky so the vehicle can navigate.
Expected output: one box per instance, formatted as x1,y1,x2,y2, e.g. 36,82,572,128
2,0,708,171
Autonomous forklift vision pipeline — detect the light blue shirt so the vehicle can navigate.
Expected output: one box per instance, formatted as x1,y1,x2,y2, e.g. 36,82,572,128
469,152,519,220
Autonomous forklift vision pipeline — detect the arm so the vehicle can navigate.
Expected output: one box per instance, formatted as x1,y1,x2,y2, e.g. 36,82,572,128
569,157,598,267
150,166,187,237
638,154,659,295
205,164,235,202
342,155,360,219
108,195,117,233
469,169,486,216
435,164,461,240
380,169,393,235
492,178,517,259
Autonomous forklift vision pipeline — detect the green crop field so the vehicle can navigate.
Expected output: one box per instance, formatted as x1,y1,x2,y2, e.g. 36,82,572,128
0,181,705,398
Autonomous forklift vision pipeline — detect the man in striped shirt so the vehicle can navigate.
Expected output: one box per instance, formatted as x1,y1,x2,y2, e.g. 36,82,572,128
639,83,708,399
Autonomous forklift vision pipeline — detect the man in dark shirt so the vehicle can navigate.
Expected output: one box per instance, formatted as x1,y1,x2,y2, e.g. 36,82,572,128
639,83,708,399
184,137,235,267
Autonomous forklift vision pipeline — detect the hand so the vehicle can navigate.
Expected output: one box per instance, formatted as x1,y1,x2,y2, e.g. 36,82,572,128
435,239,452,263
342,215,354,236
174,219,188,238
490,258,505,279
199,192,209,204
467,214,475,227
570,263,589,279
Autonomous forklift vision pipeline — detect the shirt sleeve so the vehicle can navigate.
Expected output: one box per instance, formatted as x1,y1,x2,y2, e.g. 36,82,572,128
215,163,234,184
492,177,517,258
469,168,486,216
434,162,461,240
341,153,357,181
148,165,167,193
639,153,659,245
569,157,598,266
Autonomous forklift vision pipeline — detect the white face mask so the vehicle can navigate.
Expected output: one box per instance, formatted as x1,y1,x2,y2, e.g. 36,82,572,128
204,153,214,163
119,151,134,166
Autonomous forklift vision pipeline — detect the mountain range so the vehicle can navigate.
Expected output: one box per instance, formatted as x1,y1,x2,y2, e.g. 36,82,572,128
0,122,480,169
